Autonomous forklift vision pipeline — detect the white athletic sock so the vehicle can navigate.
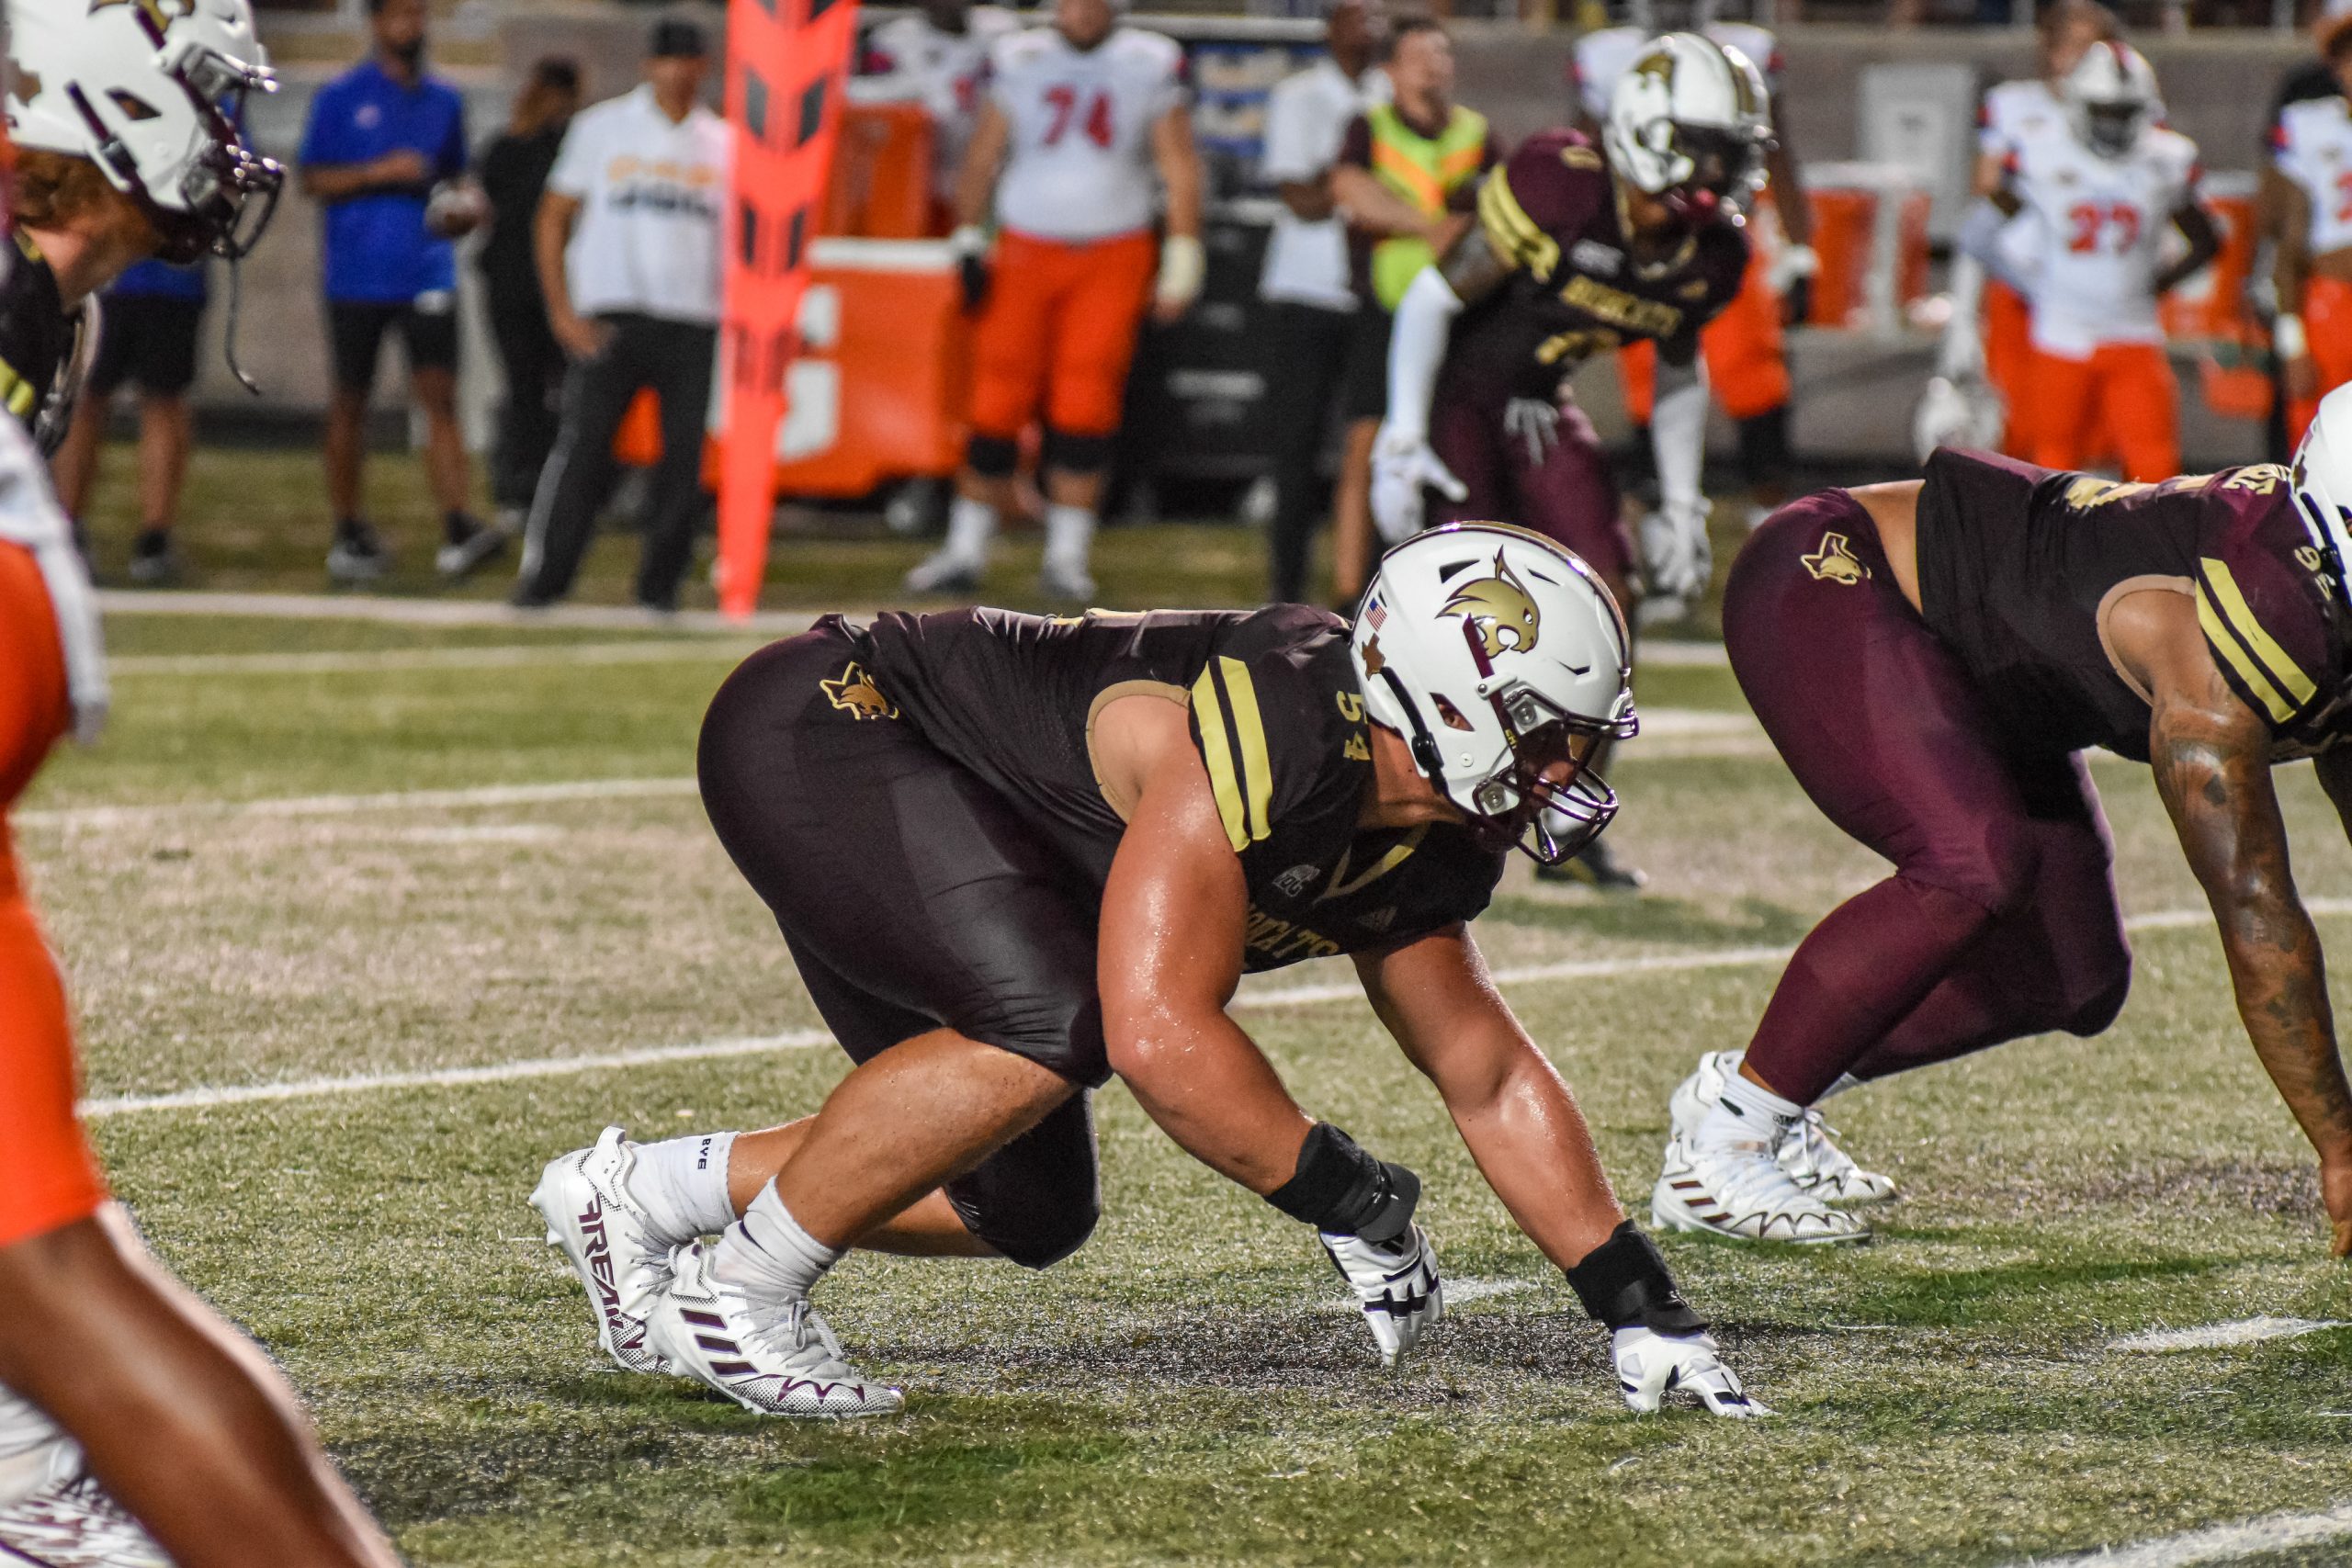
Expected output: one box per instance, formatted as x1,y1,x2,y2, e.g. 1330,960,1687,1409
1694,1066,1804,1153
1043,502,1095,573
711,1179,843,1301
943,495,999,565
626,1130,738,1243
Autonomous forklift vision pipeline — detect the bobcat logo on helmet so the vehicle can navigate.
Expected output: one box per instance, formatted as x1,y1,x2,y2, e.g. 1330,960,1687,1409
89,0,196,26
1440,551,1543,659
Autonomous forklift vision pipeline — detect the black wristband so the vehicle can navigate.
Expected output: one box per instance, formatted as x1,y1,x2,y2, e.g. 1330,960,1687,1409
1563,1220,1707,1334
1264,1122,1420,1242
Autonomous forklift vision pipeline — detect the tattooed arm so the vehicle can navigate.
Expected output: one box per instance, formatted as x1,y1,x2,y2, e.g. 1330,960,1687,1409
2124,591,2352,1255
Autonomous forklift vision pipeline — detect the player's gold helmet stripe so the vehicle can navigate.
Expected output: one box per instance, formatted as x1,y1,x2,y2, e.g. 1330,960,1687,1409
1190,658,1273,852
2197,557,2316,723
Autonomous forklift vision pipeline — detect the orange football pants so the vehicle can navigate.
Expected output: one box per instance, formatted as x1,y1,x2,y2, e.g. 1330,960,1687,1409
968,228,1157,442
1984,279,2039,457
2287,276,2352,447
2028,342,2178,482
1618,247,1791,424
0,541,105,1251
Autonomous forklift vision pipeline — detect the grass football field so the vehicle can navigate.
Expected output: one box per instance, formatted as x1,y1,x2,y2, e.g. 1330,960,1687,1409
28,449,2352,1565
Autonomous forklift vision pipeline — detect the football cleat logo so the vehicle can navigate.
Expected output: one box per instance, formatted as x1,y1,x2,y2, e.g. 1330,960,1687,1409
1441,550,1543,659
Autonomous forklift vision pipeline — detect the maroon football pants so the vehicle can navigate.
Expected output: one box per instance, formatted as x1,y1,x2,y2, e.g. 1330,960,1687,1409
1430,391,1635,604
1723,491,2134,1106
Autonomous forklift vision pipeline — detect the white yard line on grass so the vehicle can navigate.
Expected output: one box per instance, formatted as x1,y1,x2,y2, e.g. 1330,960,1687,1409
1636,641,1731,668
109,640,763,677
2012,1503,2352,1567
2109,1316,2346,1353
96,590,836,636
17,776,703,830
75,901,2352,1120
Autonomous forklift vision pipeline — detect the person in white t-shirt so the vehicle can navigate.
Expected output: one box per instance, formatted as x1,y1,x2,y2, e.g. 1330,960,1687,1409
907,0,1204,601
514,17,730,612
1258,0,1382,606
1966,40,2216,481
852,0,1022,229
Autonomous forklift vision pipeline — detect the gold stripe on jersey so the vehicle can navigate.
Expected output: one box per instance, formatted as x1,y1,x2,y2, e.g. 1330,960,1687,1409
1218,655,1274,843
1318,825,1428,903
1477,166,1558,281
0,361,32,421
2199,557,2316,720
1191,663,1250,851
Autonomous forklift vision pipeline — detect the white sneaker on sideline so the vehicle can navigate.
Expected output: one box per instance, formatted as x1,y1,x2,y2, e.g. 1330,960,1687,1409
649,1240,904,1417
529,1126,677,1376
1039,559,1095,603
1652,1131,1871,1245
1667,1051,1897,1205
903,548,981,595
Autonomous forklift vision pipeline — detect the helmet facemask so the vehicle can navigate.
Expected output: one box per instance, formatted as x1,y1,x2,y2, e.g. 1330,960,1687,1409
2079,99,2145,160
1442,616,1638,865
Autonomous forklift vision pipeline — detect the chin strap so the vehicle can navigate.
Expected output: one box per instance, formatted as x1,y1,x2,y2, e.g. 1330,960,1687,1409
222,255,261,395
1375,665,1448,784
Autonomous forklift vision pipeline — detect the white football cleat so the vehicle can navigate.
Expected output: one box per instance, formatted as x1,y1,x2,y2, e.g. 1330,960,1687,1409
1667,1051,1897,1205
902,547,981,595
529,1126,678,1376
1652,1132,1871,1245
649,1240,904,1417
1321,1224,1444,1367
1778,1108,1899,1204
1611,1325,1769,1418
0,1469,169,1568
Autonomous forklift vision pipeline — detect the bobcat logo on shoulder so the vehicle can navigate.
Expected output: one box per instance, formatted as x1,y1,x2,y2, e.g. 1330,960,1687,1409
1441,550,1543,659
1801,532,1871,586
820,661,899,721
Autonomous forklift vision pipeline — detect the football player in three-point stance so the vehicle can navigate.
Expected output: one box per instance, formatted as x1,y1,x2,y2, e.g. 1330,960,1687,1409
1372,32,1765,891
1651,405,2352,1254
0,3,401,1564
534,525,1760,1420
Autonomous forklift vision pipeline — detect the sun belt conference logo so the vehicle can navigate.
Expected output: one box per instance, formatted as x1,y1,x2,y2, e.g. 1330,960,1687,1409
1441,549,1544,659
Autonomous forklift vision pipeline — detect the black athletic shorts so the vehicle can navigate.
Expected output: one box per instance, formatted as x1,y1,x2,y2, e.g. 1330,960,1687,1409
695,618,1104,1269
1339,306,1391,424
88,294,205,398
328,297,460,393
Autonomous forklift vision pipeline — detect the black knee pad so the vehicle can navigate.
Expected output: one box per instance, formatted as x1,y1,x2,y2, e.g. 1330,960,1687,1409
966,432,1020,479
955,1187,1102,1270
1042,427,1112,477
1736,406,1792,488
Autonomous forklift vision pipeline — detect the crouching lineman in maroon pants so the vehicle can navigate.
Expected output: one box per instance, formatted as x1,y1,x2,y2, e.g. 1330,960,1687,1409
1648,400,2352,1252
1374,32,1766,890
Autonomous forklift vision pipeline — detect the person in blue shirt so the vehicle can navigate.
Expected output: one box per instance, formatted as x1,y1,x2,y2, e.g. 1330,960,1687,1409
298,0,497,586
51,256,209,586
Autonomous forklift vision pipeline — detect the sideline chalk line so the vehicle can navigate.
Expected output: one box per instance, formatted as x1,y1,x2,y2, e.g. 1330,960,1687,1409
2109,1316,2346,1353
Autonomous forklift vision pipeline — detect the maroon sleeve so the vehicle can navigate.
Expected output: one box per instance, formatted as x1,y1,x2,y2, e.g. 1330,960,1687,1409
1478,129,1610,272
1338,115,1372,171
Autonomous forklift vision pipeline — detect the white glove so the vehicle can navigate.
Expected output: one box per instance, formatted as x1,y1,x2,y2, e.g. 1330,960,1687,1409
1639,497,1713,602
1322,1223,1444,1368
1611,1326,1768,1417
1370,424,1465,545
1766,242,1819,298
1912,374,2006,462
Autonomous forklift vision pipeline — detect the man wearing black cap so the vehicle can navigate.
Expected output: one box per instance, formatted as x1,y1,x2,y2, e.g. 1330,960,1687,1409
514,17,729,612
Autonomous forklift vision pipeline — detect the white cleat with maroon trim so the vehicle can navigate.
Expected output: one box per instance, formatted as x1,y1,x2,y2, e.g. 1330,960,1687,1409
530,1126,677,1377
0,1462,169,1568
1667,1051,1899,1205
1651,1131,1871,1245
649,1241,904,1418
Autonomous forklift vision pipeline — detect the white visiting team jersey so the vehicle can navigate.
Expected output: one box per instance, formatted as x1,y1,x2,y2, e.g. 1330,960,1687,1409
2273,96,2352,258
2007,124,2200,356
989,25,1186,243
547,85,731,325
1571,23,1781,126
1978,77,2069,163
852,7,1022,197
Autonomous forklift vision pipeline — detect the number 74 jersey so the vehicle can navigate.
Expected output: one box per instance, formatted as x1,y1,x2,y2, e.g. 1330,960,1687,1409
989,24,1187,243
2005,126,2201,358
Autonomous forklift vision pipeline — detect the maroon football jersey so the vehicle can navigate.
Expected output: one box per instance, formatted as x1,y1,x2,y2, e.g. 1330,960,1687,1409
1437,128,1750,405
1916,449,2352,761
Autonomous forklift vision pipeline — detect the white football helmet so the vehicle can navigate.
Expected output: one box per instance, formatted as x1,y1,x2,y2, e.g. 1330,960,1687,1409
2062,39,2160,160
2292,384,2352,599
1604,32,1771,224
6,0,281,263
1351,524,1637,864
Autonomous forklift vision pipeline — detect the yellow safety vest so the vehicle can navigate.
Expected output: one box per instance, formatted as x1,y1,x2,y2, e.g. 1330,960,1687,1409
1365,101,1489,311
